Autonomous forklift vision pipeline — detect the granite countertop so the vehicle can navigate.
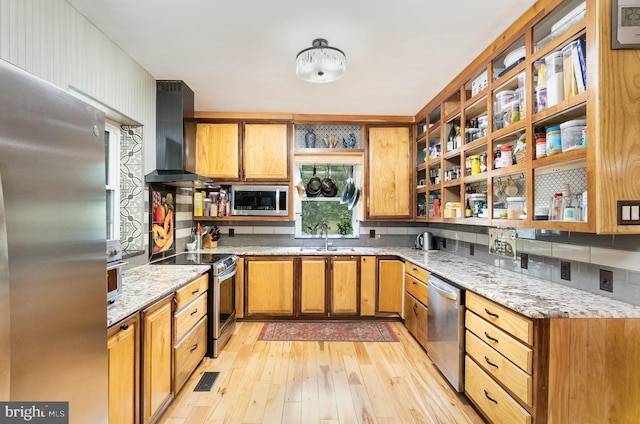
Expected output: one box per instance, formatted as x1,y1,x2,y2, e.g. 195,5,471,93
197,245,640,320
107,264,210,327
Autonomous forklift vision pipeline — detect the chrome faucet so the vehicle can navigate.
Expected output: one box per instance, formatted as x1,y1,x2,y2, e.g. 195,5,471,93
320,221,333,251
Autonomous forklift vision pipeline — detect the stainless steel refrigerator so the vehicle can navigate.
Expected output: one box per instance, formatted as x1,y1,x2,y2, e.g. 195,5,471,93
0,59,108,422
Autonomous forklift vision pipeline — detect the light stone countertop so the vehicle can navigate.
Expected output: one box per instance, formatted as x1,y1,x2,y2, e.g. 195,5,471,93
198,245,640,319
107,264,210,327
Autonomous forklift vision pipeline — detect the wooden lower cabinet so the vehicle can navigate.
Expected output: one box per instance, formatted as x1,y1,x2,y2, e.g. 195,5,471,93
330,257,359,315
108,313,140,424
359,256,377,316
141,294,174,424
245,258,295,316
378,259,403,314
404,292,427,349
299,258,327,315
464,291,640,424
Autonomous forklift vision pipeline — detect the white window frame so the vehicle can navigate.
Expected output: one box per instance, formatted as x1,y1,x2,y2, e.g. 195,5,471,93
105,121,121,241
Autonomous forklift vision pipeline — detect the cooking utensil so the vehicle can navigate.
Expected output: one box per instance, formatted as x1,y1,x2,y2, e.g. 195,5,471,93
347,186,360,210
504,177,518,196
321,167,337,197
340,166,355,204
306,165,321,197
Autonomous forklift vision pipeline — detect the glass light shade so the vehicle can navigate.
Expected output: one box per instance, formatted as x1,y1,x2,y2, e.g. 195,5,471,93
296,39,346,83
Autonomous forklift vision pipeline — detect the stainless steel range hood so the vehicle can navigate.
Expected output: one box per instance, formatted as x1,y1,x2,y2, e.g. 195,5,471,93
145,80,200,186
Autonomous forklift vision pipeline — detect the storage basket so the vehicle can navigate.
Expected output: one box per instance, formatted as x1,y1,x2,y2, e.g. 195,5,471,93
515,149,526,164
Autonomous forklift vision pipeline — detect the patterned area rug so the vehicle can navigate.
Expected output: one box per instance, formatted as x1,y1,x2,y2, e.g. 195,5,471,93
258,321,398,342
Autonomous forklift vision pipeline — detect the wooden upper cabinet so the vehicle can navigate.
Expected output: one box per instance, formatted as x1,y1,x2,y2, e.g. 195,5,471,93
196,123,240,180
243,123,289,180
367,127,411,219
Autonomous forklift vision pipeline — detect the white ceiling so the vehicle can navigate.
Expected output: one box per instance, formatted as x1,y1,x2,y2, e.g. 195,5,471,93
67,0,536,117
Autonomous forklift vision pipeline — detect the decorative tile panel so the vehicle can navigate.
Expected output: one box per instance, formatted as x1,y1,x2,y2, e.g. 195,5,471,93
294,124,361,149
120,125,144,252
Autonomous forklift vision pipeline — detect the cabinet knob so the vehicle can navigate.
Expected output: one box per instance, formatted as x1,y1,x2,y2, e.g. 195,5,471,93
120,324,129,331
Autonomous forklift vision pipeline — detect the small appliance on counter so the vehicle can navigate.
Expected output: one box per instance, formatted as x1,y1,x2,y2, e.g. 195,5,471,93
106,239,127,304
415,231,433,251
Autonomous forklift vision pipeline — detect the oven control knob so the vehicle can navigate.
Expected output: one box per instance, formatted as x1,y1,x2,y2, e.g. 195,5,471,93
216,263,226,274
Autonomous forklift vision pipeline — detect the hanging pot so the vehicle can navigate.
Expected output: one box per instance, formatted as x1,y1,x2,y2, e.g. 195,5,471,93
306,166,321,197
347,186,360,210
321,167,337,197
340,166,355,204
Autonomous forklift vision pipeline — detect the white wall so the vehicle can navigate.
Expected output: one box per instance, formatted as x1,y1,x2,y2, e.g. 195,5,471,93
0,0,156,171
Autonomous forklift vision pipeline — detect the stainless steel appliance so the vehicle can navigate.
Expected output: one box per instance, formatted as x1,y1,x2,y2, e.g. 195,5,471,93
427,274,465,392
152,253,238,357
231,185,289,216
415,231,433,250
106,240,127,304
0,59,108,421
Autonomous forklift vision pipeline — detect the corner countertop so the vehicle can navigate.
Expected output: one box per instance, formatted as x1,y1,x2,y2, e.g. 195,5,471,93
107,264,210,327
197,246,640,320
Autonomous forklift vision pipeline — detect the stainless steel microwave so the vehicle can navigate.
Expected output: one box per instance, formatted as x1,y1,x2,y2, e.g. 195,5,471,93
230,185,289,216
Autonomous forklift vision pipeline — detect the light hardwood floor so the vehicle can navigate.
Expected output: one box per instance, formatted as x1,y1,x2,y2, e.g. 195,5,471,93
159,321,484,424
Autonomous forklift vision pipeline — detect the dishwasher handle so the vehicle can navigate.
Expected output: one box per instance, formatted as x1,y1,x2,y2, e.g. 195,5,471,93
429,278,459,301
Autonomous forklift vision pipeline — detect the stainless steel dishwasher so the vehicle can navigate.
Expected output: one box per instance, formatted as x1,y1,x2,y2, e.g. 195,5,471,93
427,274,465,392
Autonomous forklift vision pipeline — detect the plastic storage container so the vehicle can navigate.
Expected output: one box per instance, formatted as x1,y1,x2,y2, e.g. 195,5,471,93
546,125,562,155
545,51,564,107
507,197,526,219
560,119,587,152
562,41,580,100
536,137,547,158
468,193,487,217
495,90,516,113
534,85,547,113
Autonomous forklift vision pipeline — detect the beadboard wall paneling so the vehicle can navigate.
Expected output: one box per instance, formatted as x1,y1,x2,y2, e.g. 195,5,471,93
0,0,156,173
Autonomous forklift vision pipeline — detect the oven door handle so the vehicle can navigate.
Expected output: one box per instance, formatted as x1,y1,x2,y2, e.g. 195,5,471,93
217,266,237,281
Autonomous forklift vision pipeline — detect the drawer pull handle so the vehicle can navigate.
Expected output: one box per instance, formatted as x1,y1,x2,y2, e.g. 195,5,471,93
120,324,129,331
191,288,200,294
484,308,499,318
190,308,199,316
413,303,418,316
484,389,498,404
190,344,198,352
484,332,499,343
484,356,499,368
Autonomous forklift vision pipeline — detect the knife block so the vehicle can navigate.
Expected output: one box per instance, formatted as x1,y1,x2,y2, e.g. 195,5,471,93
202,233,217,248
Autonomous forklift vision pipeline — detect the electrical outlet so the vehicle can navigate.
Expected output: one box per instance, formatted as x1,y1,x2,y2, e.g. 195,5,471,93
228,228,235,237
560,261,571,281
521,253,528,269
600,269,613,292
370,229,376,239
470,243,474,256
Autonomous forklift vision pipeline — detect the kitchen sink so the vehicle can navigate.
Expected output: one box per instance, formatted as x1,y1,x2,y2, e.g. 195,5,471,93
299,247,356,252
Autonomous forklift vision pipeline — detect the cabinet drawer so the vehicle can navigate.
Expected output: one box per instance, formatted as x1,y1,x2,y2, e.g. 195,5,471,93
465,356,532,424
175,274,208,311
405,263,428,282
466,291,533,345
174,316,208,392
466,330,532,407
174,293,207,342
404,273,428,306
404,292,428,349
466,310,532,373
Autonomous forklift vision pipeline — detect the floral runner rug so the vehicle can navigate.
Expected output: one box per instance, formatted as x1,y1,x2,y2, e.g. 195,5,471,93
258,321,399,342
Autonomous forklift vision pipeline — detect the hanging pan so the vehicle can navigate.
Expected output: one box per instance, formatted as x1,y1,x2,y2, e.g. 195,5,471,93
306,165,321,197
340,166,355,204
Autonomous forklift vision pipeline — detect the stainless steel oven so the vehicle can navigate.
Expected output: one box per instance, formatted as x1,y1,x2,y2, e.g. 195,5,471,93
106,240,127,304
213,261,237,357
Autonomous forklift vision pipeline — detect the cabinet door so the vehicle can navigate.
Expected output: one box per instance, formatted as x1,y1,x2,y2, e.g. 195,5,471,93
300,258,327,315
404,292,428,349
367,127,411,218
330,257,359,315
378,259,404,314
108,314,140,424
246,258,295,316
142,295,174,424
196,123,240,179
243,123,289,180
360,256,377,316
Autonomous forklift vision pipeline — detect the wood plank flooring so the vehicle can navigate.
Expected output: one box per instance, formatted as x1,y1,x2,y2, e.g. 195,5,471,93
159,321,484,424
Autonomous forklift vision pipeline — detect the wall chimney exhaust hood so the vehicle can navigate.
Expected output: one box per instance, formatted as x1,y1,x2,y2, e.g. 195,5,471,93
145,80,201,186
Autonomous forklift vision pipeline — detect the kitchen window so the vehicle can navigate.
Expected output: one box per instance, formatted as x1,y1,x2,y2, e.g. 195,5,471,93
105,121,121,240
295,164,360,238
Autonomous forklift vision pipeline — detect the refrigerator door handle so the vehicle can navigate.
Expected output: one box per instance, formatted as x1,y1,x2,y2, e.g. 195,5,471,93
0,169,11,399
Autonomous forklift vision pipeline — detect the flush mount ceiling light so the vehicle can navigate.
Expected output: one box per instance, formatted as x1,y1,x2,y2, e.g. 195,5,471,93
296,38,346,83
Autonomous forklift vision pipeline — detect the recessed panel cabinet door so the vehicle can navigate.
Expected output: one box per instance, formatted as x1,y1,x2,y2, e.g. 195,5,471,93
378,259,404,314
367,127,411,219
243,123,289,180
331,258,359,315
108,314,140,424
196,123,240,179
246,259,295,316
300,258,327,315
